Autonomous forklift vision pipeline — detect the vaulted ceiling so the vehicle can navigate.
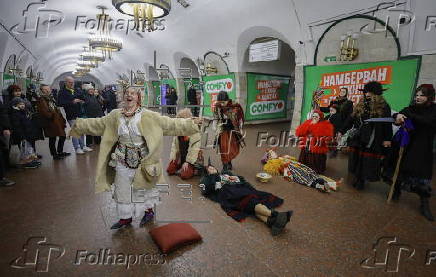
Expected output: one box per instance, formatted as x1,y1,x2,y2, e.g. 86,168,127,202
0,0,433,85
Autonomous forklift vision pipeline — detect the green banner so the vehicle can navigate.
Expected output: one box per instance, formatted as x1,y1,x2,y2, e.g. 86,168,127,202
142,85,148,107
302,58,421,122
245,73,290,121
183,78,200,104
202,73,236,117
2,74,15,101
152,81,161,105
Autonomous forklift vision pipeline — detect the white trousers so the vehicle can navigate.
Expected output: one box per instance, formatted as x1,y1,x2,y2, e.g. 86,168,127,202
113,163,160,219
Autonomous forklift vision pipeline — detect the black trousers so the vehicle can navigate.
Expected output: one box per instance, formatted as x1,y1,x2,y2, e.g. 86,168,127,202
48,136,66,156
0,148,5,179
86,135,101,146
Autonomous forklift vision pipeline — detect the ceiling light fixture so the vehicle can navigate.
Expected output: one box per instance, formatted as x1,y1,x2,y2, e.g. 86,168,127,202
89,6,122,59
112,0,171,32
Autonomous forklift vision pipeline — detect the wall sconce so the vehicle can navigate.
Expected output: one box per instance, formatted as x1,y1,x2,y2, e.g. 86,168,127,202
131,69,146,86
339,31,359,61
36,72,44,82
196,57,206,76
156,64,171,79
205,63,218,74
9,66,23,77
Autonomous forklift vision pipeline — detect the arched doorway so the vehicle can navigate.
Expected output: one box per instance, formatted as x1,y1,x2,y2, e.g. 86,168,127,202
240,37,296,123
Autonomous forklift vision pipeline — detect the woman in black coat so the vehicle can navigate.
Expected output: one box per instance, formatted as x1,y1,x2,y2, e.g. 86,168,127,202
341,81,393,190
391,84,435,221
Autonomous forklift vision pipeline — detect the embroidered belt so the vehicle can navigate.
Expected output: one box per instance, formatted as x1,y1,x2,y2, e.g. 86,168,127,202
112,142,148,169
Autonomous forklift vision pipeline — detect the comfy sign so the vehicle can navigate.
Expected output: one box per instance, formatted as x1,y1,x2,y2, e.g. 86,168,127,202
205,78,233,93
250,100,285,115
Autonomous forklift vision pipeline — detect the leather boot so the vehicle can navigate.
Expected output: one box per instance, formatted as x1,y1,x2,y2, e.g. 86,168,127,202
270,212,289,236
392,182,402,201
139,209,155,227
420,196,434,222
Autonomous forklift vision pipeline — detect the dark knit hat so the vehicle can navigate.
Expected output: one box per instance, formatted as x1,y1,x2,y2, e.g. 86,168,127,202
359,81,388,95
11,97,25,107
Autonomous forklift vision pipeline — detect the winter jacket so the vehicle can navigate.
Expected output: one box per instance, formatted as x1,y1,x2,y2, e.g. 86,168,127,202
295,120,334,154
83,93,104,118
58,87,85,120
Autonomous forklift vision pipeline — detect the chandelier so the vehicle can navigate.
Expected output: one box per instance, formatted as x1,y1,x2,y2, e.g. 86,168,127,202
77,60,97,69
80,47,105,64
76,66,91,73
89,7,122,59
112,0,171,32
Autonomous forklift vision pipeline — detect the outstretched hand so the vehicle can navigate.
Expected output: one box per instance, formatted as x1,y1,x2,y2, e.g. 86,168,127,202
192,117,203,125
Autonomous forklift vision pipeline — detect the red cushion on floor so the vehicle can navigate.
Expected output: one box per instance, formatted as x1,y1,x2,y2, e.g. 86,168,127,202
149,223,202,254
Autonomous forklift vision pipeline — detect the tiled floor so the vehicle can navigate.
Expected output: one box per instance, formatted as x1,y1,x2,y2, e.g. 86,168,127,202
0,121,435,276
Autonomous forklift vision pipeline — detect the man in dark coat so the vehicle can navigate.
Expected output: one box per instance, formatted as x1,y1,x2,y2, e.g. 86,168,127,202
57,76,88,154
83,86,104,147
389,84,436,221
341,81,392,190
187,87,199,116
165,87,178,115
200,165,292,236
102,86,118,113
0,100,14,186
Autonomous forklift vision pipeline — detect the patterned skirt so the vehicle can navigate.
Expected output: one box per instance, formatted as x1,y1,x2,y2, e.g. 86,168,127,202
298,149,327,174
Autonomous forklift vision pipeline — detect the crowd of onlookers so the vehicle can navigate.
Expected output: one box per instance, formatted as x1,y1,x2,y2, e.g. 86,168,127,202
0,76,118,187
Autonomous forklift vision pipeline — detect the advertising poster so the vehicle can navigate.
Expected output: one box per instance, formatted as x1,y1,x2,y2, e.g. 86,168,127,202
302,58,421,121
160,79,177,105
152,81,160,105
201,73,236,117
245,73,290,121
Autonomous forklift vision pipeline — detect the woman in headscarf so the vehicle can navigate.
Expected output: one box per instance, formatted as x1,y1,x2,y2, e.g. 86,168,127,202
390,84,435,221
70,86,201,230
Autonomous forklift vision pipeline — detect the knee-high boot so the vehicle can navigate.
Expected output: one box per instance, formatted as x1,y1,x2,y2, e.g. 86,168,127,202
419,196,434,222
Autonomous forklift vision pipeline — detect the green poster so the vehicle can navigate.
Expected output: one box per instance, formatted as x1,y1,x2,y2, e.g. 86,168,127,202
2,74,15,101
245,73,290,121
183,78,200,104
142,85,149,107
152,81,161,105
302,58,421,122
2,73,15,90
202,73,236,117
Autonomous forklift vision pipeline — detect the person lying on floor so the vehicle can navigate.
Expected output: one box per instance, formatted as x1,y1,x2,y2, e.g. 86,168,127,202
167,108,203,180
200,164,292,236
283,158,342,193
262,150,342,193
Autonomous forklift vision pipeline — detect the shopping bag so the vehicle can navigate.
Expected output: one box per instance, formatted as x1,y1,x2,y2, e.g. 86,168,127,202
9,144,21,165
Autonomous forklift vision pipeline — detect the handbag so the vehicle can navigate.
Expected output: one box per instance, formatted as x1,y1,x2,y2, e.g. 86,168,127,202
9,144,21,165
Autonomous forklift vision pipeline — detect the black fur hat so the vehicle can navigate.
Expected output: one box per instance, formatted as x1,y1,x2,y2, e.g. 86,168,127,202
358,81,388,95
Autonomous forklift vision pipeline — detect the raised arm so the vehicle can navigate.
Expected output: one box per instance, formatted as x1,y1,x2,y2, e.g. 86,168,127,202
158,114,199,136
69,110,116,137
399,106,436,129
